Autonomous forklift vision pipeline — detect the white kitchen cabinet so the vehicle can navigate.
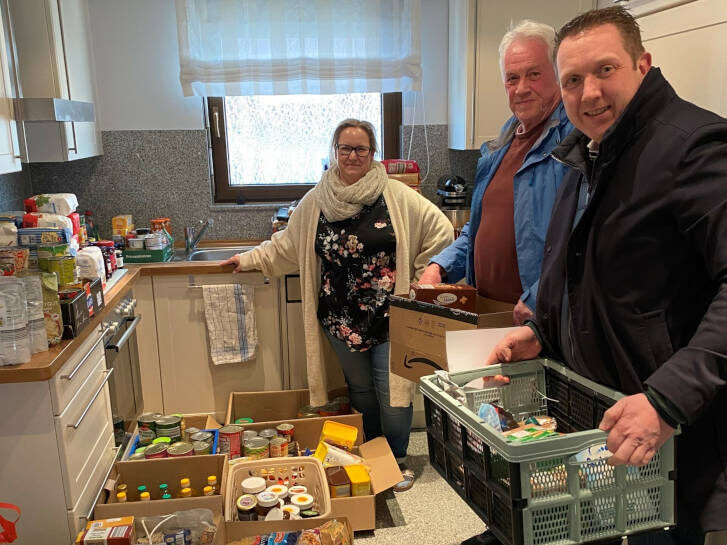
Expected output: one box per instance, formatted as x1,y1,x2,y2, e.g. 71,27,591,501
0,325,115,545
151,273,286,419
8,0,102,162
0,4,21,174
448,0,595,149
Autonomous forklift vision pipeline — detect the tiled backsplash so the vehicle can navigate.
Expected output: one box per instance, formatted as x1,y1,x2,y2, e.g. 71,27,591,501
10,125,484,240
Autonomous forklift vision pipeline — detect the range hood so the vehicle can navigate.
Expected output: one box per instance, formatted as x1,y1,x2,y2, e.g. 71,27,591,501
17,98,95,122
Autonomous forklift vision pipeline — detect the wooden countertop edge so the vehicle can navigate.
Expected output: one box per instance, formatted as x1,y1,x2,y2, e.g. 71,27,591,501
135,261,238,276
0,268,142,384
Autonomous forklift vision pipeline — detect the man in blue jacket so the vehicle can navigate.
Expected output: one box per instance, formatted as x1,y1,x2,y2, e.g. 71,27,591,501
419,20,573,327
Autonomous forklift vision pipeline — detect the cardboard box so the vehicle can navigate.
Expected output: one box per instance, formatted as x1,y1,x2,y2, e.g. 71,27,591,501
329,437,403,531
409,282,477,312
224,388,350,425
389,294,514,383
240,415,364,451
95,454,228,518
223,516,353,544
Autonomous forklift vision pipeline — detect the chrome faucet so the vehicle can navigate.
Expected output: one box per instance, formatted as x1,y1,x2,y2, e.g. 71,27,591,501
185,218,214,256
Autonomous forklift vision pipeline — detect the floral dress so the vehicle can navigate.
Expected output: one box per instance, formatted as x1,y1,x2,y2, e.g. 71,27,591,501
315,195,396,351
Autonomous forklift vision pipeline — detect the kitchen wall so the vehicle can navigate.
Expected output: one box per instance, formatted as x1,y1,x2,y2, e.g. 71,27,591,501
24,0,481,240
0,167,32,211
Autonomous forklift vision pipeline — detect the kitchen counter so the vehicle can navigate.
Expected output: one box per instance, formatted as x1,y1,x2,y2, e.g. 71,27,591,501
0,267,141,384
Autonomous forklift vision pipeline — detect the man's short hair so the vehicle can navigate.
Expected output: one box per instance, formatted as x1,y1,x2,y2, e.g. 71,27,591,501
498,20,557,79
555,6,645,68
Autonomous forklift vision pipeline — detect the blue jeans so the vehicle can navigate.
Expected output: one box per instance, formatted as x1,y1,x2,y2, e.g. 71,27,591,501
325,331,412,461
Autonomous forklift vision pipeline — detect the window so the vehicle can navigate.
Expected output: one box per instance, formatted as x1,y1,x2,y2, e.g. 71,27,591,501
208,93,401,203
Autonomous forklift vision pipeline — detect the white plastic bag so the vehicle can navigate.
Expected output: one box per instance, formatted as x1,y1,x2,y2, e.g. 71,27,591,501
0,222,17,246
17,273,48,354
77,246,105,282
0,277,31,365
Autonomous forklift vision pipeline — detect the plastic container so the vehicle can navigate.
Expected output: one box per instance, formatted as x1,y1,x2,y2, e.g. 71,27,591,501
419,359,676,545
320,420,358,451
344,464,371,496
224,457,330,522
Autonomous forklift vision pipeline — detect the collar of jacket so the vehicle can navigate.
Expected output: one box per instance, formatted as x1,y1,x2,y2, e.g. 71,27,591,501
551,67,676,173
485,101,570,154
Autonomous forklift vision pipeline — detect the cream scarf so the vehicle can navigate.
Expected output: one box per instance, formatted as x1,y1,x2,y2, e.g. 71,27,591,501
314,161,389,222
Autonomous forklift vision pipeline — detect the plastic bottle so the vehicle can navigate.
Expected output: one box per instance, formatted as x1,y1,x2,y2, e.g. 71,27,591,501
180,487,192,498
203,486,214,496
159,483,169,500
140,491,151,502
84,210,99,241
178,477,198,497
162,493,172,500
116,492,127,503
207,475,218,494
136,485,147,502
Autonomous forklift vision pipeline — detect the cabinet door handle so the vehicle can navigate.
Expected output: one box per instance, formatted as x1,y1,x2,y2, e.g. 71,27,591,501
67,368,113,430
79,450,117,523
61,327,112,380
212,106,221,138
105,315,141,352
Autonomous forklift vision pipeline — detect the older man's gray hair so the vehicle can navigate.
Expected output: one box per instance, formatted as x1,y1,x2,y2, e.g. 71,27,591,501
498,20,557,79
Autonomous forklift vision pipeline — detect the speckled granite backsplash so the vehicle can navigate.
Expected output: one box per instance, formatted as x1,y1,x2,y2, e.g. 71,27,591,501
0,167,32,211
22,126,482,240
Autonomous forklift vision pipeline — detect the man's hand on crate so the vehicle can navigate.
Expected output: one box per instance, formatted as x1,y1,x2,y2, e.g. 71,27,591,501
599,393,675,467
483,326,543,385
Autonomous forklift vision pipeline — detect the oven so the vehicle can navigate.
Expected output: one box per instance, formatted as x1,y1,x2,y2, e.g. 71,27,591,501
102,291,143,449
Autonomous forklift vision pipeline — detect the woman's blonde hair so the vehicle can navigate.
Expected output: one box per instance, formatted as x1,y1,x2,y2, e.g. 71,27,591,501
329,118,378,167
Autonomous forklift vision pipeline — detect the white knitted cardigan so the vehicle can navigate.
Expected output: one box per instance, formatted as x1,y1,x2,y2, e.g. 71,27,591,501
236,167,454,407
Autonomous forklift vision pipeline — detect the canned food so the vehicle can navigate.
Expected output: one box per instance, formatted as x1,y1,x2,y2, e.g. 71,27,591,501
144,443,168,459
332,396,351,413
168,442,194,457
193,440,211,455
155,415,182,442
244,437,269,460
184,427,200,443
129,452,146,461
297,405,321,418
269,436,289,458
236,494,257,521
318,401,341,416
137,413,157,445
42,256,77,284
234,417,254,425
276,423,295,441
258,428,277,440
218,425,243,459
242,430,258,442
152,436,171,444
190,431,214,444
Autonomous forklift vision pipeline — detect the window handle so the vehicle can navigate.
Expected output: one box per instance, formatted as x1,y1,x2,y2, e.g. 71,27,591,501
212,106,221,138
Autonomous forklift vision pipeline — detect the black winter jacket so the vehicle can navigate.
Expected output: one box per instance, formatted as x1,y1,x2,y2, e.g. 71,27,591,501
535,68,727,532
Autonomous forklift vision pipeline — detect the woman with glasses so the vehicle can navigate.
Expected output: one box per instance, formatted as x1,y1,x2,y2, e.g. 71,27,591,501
223,118,453,491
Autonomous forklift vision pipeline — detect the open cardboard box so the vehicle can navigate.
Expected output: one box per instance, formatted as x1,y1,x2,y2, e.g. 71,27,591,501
389,294,514,382
95,454,229,519
223,516,353,544
289,422,401,531
225,387,358,430
185,413,223,431
239,414,364,452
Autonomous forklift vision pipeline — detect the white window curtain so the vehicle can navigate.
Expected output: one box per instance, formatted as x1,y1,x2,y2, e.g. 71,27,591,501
175,0,422,96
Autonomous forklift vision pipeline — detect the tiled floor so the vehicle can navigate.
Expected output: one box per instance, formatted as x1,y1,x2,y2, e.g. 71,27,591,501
354,429,487,544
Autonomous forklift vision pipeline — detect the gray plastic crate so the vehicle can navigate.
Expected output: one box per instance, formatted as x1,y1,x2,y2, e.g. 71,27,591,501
420,359,676,545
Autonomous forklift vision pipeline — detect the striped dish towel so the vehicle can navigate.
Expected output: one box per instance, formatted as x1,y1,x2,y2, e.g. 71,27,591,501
202,284,257,364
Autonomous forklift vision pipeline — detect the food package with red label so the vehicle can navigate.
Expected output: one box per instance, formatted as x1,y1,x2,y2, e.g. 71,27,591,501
24,193,78,216
409,282,477,312
380,159,419,174
74,516,135,545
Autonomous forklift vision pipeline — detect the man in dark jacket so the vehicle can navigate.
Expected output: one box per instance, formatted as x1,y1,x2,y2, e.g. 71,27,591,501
486,7,727,544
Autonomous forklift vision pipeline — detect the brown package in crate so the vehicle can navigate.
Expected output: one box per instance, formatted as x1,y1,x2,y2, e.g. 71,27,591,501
409,282,477,312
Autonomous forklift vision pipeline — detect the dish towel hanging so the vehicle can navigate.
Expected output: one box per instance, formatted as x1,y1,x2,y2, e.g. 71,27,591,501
202,284,257,364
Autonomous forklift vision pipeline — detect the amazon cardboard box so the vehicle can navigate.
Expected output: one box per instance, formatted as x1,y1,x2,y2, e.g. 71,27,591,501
389,294,514,383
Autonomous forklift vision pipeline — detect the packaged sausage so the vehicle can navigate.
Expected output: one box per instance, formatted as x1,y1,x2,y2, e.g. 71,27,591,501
409,282,477,312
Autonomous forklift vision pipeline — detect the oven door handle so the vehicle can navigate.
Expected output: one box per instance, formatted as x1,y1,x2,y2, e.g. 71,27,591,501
105,315,142,352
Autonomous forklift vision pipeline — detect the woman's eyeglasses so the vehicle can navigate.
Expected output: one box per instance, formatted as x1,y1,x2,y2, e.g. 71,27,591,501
336,144,371,157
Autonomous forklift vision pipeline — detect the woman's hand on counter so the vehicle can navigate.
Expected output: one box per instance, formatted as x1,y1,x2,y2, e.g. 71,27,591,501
221,254,243,272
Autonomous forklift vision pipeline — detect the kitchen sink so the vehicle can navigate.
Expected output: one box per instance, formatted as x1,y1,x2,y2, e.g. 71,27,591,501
186,246,256,261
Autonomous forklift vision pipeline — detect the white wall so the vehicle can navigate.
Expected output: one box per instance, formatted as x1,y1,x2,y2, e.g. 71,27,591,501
87,0,448,131
88,0,204,130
